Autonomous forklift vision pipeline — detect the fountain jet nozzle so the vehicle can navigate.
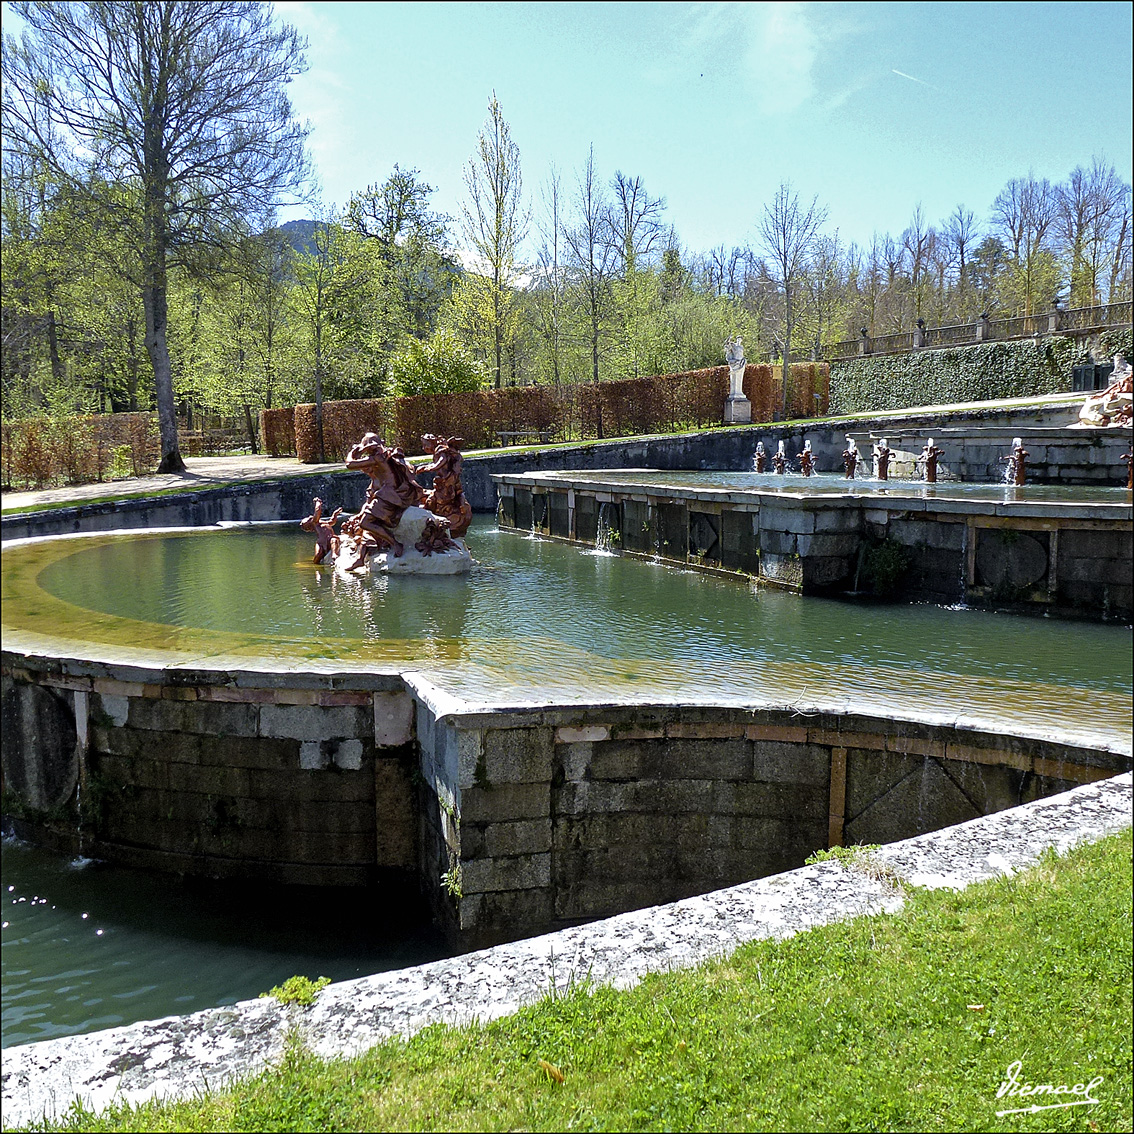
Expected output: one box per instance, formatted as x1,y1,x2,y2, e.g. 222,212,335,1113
799,439,814,477
1002,437,1029,486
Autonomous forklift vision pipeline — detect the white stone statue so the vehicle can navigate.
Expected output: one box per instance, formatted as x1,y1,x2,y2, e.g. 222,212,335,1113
723,335,751,422
1078,353,1133,428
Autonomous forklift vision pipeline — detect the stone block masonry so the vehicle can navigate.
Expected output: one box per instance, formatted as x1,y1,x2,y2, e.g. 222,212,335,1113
3,651,1131,950
0,660,417,889
419,703,1130,948
494,472,1133,621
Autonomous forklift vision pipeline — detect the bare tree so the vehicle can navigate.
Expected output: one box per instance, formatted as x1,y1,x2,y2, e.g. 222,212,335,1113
533,166,567,386
609,171,666,275
759,181,827,417
901,203,936,321
991,175,1057,315
943,204,979,317
565,146,618,435
2,1,309,472
1058,159,1129,306
1109,188,1132,302
461,92,527,389
699,244,748,298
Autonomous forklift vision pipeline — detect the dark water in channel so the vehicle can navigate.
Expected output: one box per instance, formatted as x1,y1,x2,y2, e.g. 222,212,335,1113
1,838,446,1049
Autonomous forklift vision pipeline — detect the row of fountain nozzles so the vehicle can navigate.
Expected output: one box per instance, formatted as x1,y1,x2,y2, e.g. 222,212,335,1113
753,437,1030,484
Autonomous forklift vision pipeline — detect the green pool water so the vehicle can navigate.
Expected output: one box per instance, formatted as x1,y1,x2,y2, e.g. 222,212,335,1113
0,837,445,1049
4,518,1131,741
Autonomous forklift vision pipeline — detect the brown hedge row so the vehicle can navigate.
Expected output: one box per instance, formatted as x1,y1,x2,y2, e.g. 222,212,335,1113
260,407,297,457
1,412,159,490
291,364,830,463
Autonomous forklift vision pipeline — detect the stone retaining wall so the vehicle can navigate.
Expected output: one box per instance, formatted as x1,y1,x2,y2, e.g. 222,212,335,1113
5,651,1130,950
1,658,417,888
412,703,1130,948
843,427,1131,484
495,475,1133,619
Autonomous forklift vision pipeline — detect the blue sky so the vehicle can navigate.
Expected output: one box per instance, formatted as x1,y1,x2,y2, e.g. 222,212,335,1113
274,0,1133,257
5,2,1131,259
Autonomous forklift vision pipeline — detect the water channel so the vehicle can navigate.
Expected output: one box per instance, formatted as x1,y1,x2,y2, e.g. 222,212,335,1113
3,517,1131,1046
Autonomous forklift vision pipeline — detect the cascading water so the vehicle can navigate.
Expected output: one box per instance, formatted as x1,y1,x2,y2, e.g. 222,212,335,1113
595,501,618,555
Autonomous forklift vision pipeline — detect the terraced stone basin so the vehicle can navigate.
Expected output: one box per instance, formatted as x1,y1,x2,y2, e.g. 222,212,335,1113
3,515,1132,959
493,470,1134,618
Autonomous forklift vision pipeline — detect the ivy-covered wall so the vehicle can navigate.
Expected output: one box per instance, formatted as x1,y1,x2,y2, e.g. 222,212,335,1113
830,329,1133,415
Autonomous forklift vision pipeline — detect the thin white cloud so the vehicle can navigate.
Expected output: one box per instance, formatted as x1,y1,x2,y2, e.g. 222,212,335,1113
892,68,939,92
676,3,820,115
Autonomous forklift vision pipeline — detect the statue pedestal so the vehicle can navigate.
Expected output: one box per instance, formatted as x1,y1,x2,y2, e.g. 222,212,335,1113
724,395,752,424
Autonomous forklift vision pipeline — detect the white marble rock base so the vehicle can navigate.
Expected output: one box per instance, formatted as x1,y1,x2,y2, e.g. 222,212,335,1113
336,506,473,575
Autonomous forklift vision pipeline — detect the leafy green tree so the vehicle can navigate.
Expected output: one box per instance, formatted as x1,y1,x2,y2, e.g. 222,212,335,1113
346,165,460,339
2,0,309,471
389,329,486,397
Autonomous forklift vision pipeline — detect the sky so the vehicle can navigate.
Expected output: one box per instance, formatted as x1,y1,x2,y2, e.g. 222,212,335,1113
270,0,1133,258
3,1,1131,260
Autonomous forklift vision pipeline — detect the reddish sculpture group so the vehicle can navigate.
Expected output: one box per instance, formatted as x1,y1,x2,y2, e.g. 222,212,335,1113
300,432,473,570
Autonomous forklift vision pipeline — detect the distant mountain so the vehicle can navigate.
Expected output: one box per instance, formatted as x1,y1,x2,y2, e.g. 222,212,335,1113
278,218,317,255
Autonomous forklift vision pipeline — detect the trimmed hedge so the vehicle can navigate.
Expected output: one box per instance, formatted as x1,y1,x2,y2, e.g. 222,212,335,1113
829,331,1133,415
1,412,159,490
260,407,297,457
291,364,830,463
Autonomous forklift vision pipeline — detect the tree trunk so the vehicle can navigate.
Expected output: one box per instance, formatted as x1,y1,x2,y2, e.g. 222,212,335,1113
125,318,140,411
45,310,65,385
145,273,185,474
314,322,325,464
592,312,603,439
243,403,259,454
493,285,503,389
782,286,792,420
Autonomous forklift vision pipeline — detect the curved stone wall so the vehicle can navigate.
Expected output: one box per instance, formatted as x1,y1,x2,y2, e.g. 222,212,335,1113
3,647,1128,949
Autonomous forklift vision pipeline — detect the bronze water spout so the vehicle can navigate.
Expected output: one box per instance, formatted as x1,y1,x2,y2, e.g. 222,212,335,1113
799,441,814,477
1002,437,1029,486
919,438,944,483
299,497,342,564
873,439,892,481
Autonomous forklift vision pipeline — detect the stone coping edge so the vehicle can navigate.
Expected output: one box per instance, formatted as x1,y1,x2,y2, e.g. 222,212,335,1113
3,649,1131,760
3,773,1130,1128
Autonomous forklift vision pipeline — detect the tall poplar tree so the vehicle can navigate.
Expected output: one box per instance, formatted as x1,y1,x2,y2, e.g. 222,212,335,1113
759,182,827,418
461,92,526,389
2,1,309,471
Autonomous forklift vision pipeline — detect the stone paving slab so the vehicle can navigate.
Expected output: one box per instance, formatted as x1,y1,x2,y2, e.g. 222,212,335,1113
0,455,344,515
3,772,1130,1128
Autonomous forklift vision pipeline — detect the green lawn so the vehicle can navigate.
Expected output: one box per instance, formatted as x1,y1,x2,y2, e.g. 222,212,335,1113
22,828,1132,1133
